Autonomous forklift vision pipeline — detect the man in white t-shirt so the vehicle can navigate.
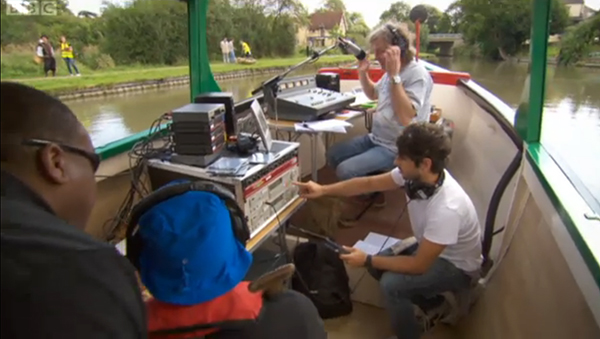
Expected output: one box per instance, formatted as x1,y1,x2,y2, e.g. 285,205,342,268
220,38,230,63
295,122,482,339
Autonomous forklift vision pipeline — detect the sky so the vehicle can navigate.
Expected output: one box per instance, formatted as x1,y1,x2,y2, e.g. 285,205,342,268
9,0,600,28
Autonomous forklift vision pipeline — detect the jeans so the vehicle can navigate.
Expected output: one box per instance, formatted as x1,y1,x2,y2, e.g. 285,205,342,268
63,58,79,75
229,51,236,63
327,134,396,180
367,245,471,339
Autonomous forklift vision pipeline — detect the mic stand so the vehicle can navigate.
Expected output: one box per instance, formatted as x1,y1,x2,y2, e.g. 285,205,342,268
250,43,339,136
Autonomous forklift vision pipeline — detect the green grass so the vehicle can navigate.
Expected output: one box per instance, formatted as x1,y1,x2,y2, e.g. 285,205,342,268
3,55,356,93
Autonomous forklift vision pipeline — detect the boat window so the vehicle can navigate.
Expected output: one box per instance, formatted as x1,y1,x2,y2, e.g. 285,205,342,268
517,0,599,287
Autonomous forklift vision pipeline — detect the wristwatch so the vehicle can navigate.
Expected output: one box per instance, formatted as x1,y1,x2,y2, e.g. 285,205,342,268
391,74,402,85
365,255,373,269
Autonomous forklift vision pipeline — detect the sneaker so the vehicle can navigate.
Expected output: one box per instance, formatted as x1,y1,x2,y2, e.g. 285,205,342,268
372,192,386,208
76,73,81,77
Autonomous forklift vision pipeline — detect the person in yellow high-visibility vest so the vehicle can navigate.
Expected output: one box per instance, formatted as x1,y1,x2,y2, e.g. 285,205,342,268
241,41,252,58
60,36,81,76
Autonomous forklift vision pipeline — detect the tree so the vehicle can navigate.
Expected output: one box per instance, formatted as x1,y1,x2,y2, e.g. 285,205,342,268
320,0,345,12
379,1,411,23
21,0,72,15
437,1,463,33
421,5,442,33
456,0,569,60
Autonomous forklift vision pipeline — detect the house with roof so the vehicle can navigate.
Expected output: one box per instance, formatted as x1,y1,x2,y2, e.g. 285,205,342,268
563,0,597,23
296,11,348,48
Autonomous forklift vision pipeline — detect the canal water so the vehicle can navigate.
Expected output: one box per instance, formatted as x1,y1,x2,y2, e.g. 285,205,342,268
67,58,600,211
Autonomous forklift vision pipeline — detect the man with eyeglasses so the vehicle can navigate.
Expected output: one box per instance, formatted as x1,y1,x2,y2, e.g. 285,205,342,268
0,82,147,338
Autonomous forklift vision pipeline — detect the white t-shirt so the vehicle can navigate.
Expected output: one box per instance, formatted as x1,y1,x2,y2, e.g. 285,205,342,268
391,168,483,272
220,40,229,54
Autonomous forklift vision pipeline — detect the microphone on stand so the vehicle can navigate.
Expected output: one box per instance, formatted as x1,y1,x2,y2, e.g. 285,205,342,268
337,37,367,61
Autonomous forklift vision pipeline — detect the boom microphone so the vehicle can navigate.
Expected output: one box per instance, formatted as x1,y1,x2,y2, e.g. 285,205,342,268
337,37,366,61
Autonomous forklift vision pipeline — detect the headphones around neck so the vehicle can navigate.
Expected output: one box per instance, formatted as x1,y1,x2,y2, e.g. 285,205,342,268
385,24,409,57
125,180,250,270
405,171,445,200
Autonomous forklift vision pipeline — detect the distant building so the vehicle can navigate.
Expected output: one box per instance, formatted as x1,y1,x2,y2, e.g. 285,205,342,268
296,11,347,47
563,0,597,23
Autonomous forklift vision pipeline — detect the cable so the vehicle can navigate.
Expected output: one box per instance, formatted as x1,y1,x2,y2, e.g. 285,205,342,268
105,113,174,242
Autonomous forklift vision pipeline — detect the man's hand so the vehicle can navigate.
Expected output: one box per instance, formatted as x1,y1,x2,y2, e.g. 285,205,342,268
358,58,370,73
384,46,402,75
293,181,324,199
339,246,368,267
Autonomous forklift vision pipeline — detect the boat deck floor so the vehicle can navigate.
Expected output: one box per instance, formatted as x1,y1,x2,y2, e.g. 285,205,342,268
290,167,457,339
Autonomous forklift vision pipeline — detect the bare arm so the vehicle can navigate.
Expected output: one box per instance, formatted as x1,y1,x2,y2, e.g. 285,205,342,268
390,81,417,126
371,239,446,274
359,70,378,100
322,171,398,197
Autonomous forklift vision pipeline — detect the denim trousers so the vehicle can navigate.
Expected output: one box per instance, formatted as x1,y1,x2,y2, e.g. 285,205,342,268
63,57,79,74
326,135,396,180
367,245,471,339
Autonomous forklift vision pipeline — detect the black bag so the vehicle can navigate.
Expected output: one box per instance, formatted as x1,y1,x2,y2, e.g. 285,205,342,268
291,241,353,319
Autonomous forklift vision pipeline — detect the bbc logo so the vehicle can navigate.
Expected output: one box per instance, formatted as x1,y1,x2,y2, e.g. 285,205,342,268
6,1,58,16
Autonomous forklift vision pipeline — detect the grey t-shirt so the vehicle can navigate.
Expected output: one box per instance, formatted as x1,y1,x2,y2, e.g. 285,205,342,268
369,59,433,151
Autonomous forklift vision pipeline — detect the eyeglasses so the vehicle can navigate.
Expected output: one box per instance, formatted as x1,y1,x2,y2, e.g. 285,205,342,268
22,139,100,172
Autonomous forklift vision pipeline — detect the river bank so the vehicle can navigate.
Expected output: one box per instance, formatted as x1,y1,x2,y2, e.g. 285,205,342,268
4,55,357,99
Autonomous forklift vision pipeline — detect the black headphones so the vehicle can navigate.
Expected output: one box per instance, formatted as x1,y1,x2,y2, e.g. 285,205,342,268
405,171,445,200
386,24,409,57
125,180,250,270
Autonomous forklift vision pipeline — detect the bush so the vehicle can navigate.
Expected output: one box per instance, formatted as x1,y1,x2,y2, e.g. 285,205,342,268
79,45,115,70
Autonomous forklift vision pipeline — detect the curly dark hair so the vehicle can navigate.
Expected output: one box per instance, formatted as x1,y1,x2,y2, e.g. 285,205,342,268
396,122,451,174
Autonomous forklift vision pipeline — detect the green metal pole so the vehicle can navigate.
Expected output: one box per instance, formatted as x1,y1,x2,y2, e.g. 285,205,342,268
187,0,220,102
514,0,551,143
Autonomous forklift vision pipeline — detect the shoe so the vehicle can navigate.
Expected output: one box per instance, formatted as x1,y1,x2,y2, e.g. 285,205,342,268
76,73,81,76
372,192,386,208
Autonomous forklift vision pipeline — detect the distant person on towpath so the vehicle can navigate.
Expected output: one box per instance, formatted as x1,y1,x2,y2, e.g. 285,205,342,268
241,40,252,58
37,35,56,77
60,36,81,76
228,38,237,63
221,37,230,63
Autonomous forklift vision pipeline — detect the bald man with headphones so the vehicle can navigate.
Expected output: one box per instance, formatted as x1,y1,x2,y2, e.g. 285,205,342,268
296,122,482,339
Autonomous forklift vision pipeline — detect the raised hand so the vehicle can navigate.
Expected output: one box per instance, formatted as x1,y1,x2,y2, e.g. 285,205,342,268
384,46,402,75
358,58,370,73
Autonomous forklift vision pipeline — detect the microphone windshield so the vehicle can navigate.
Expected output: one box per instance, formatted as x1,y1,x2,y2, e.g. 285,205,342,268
338,37,366,61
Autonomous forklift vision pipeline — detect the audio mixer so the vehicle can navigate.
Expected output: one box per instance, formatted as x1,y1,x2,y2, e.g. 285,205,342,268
275,88,356,122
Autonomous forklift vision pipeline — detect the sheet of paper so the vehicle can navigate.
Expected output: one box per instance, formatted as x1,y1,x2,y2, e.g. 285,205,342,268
364,232,401,252
336,109,363,119
115,239,127,256
353,240,383,255
294,119,352,133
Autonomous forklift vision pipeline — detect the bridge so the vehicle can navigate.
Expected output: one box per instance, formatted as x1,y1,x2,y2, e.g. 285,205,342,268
428,33,463,57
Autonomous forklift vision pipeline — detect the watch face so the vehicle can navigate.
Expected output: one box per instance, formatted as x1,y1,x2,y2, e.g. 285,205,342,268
393,75,401,84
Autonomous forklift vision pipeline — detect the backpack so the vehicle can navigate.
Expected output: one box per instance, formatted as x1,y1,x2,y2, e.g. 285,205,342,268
291,240,353,319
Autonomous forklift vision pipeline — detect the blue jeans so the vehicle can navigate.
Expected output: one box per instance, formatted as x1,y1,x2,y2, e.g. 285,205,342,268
327,135,396,180
63,58,79,75
229,51,236,63
368,245,471,339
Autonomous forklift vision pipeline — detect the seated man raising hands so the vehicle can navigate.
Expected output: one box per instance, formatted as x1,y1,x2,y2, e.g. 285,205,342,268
296,122,482,339
327,22,433,224
135,181,326,339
